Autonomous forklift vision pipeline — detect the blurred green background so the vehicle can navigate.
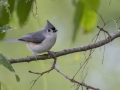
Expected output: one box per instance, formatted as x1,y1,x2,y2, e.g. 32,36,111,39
0,0,120,90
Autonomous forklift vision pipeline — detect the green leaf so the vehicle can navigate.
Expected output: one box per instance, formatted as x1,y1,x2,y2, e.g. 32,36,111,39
0,0,9,26
0,33,6,40
17,0,34,26
73,0,100,41
0,53,20,82
0,53,14,72
15,74,20,82
73,0,84,41
0,82,1,90
81,8,98,33
8,0,15,13
0,0,15,26
0,24,16,33
0,24,16,40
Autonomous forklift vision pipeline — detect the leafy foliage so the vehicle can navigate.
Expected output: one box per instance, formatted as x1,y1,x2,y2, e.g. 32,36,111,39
0,0,15,26
17,0,34,26
0,0,34,82
0,0,34,40
0,0,15,40
0,53,20,82
0,0,34,27
73,0,100,41
0,82,2,90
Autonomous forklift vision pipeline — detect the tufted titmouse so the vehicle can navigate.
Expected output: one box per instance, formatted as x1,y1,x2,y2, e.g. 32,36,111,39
3,20,58,59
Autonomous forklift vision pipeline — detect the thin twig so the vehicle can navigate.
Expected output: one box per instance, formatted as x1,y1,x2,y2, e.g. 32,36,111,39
54,67,99,90
29,57,56,75
97,26,111,38
90,7,106,27
30,75,41,90
29,52,57,90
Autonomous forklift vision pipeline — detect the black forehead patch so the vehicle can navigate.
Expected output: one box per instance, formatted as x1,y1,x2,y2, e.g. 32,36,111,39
51,27,55,30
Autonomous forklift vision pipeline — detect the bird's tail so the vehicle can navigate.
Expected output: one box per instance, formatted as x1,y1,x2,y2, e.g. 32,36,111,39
2,38,21,42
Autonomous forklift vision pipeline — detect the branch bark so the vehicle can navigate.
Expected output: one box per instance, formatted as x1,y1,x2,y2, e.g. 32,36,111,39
9,29,120,64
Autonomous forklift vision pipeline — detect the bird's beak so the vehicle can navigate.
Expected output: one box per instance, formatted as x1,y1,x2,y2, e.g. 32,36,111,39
53,30,58,32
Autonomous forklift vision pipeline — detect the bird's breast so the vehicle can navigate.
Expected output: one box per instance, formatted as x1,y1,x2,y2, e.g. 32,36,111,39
27,35,56,54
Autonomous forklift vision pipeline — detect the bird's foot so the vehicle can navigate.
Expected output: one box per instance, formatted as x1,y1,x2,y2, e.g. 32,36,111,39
48,51,56,59
34,53,39,61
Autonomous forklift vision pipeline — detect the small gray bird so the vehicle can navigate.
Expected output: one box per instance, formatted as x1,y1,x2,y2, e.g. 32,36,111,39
3,20,58,59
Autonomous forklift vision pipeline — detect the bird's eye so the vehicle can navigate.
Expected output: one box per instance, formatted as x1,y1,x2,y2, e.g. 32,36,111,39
48,29,51,32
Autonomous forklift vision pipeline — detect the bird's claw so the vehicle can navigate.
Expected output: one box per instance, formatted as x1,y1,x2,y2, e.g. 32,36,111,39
48,51,56,59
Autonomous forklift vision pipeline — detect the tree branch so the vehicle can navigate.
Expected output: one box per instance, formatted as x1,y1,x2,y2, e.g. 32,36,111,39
9,29,120,64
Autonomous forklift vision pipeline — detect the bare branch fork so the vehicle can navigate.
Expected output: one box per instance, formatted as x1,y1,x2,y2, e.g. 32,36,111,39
9,27,120,64
29,51,57,90
29,54,99,90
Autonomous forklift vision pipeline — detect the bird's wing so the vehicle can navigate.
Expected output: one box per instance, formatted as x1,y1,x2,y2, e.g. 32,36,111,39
18,31,46,43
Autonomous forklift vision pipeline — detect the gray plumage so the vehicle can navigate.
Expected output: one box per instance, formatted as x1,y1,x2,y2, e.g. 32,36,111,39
18,30,46,43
